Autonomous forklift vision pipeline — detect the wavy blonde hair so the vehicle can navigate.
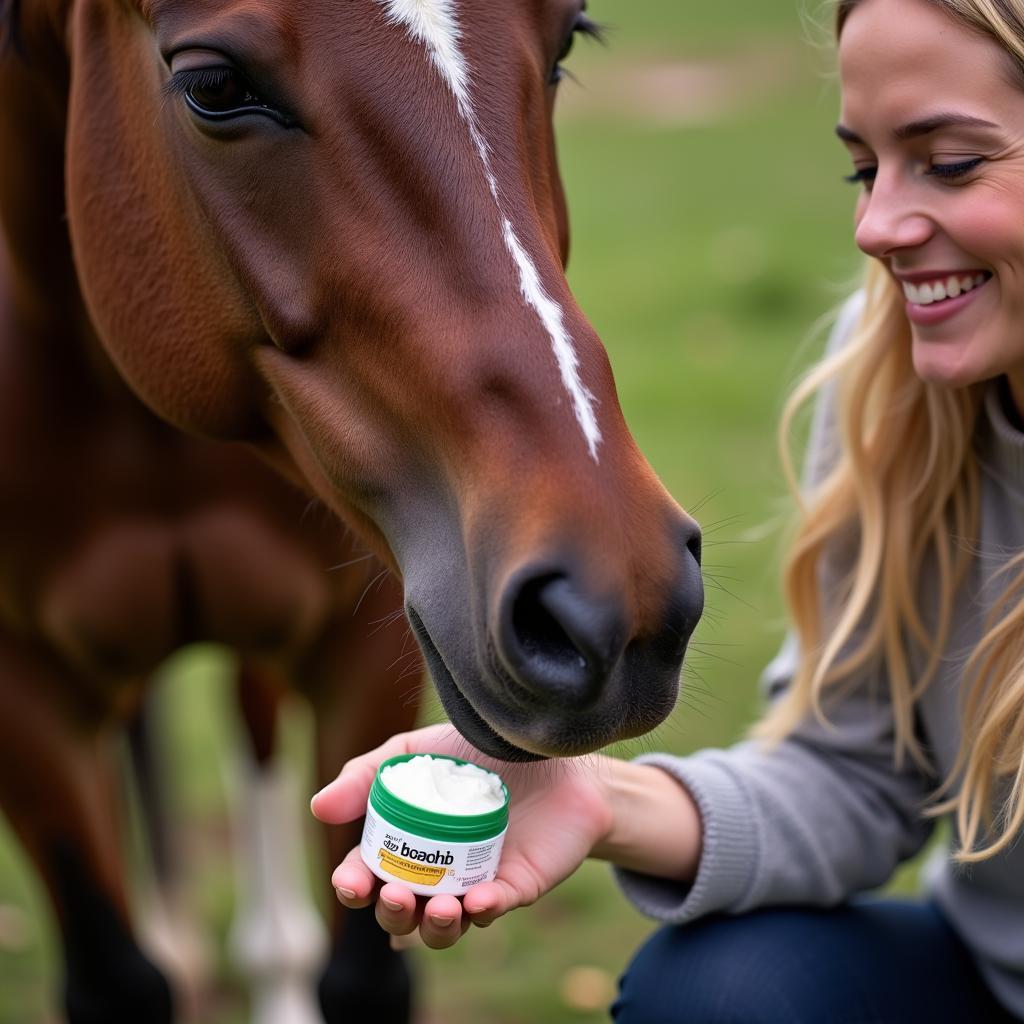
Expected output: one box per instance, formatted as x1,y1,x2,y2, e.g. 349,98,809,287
753,0,1024,863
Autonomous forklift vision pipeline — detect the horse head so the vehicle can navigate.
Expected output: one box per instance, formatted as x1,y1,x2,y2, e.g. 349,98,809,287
60,0,703,759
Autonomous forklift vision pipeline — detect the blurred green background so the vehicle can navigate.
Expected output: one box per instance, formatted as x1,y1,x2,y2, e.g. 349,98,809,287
0,2,898,1022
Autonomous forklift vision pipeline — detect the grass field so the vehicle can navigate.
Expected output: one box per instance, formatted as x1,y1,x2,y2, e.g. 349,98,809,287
0,3,916,1022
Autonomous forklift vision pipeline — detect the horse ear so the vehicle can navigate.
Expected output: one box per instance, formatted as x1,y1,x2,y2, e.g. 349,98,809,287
0,0,24,57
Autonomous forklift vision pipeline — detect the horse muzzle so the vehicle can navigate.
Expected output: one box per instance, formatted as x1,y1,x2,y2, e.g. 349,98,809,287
405,514,703,761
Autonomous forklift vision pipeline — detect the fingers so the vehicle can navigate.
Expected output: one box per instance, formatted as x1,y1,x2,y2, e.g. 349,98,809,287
310,733,411,825
338,874,467,951
375,883,419,936
417,894,466,949
372,887,467,949
332,851,433,945
331,847,378,908
333,846,503,950
310,722,457,825
462,879,516,928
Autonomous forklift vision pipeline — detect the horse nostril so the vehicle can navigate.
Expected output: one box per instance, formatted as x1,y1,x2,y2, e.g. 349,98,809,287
498,571,625,708
512,577,581,669
679,513,702,569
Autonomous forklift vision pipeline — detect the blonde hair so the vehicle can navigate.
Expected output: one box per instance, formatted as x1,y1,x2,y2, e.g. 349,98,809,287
753,0,1024,862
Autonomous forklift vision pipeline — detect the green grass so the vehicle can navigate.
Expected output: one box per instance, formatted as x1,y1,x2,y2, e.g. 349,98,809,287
591,0,828,50
0,3,927,1023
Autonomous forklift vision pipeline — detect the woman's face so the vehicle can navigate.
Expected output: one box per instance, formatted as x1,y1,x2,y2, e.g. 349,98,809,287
839,0,1024,401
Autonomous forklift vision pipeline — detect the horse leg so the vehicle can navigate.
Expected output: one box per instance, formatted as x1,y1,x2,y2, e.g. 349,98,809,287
227,660,329,1024
126,689,211,1022
306,575,423,1024
0,634,173,1023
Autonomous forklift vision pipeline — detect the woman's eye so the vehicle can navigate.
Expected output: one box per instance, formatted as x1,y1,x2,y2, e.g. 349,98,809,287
167,67,291,125
926,157,985,180
844,166,877,189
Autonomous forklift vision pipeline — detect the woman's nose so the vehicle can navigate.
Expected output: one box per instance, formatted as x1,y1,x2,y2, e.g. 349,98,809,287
854,182,934,258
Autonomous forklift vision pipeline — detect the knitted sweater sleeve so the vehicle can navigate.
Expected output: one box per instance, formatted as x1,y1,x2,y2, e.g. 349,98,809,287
614,293,937,924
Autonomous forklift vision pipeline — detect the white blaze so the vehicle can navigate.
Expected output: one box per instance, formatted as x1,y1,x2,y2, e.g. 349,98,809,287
376,0,602,461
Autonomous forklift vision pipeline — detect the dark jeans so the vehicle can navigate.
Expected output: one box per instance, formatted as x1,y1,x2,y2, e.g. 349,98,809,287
613,900,1019,1023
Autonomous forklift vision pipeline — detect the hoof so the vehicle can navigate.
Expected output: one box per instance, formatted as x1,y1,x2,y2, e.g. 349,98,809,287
318,946,412,1024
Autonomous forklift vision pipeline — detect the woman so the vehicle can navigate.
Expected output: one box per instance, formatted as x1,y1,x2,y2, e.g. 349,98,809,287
312,0,1024,1018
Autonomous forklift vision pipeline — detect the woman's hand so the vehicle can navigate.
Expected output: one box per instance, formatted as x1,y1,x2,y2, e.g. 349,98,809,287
310,724,616,949
311,723,703,949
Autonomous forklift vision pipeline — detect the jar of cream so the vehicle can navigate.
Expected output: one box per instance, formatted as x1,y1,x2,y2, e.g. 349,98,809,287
359,754,510,896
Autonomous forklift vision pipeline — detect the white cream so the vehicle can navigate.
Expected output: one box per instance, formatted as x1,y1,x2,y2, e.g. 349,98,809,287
380,754,505,815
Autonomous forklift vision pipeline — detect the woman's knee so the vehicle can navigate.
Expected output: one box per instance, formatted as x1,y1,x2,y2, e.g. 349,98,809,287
612,909,863,1024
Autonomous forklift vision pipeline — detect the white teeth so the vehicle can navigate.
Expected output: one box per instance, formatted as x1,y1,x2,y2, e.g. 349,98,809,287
902,272,989,305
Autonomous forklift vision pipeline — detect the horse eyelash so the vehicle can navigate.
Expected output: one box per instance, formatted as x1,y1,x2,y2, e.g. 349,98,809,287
576,15,606,42
552,14,607,85
161,66,234,101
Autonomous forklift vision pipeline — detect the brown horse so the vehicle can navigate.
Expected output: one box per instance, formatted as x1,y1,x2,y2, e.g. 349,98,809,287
0,0,704,1020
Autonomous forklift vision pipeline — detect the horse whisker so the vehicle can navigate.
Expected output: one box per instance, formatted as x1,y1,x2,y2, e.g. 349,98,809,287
352,568,390,617
326,552,375,573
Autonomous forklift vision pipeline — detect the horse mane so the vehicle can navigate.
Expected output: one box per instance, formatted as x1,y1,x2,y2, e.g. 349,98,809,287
1,0,24,56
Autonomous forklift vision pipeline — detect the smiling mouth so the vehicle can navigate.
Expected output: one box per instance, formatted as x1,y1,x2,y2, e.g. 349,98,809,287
902,272,992,306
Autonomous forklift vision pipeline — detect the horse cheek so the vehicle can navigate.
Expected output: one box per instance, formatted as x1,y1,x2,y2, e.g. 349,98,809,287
63,2,265,440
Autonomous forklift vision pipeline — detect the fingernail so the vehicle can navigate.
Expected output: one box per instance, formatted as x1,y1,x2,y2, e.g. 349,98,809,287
335,886,356,901
381,898,403,912
429,914,455,927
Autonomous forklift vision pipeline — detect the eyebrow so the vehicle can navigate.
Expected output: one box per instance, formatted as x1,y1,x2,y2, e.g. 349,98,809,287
835,113,1000,144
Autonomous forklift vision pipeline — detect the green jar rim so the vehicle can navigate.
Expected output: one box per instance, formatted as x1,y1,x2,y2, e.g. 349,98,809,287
368,754,510,843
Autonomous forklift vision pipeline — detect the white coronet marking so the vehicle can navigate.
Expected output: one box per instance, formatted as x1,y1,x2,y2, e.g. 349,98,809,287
376,0,603,460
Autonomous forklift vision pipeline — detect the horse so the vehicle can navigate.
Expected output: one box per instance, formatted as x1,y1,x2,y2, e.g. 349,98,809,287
0,0,705,1021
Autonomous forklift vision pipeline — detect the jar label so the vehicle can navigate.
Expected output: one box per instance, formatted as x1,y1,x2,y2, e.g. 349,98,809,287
360,806,506,896
376,847,448,887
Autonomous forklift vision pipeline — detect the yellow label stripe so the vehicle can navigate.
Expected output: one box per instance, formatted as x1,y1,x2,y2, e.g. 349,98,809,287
377,849,447,886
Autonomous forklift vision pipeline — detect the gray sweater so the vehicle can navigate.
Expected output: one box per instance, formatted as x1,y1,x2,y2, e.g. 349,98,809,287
616,296,1024,1018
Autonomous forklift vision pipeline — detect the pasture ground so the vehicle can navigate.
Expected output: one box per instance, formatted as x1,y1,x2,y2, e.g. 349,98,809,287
0,3,931,1022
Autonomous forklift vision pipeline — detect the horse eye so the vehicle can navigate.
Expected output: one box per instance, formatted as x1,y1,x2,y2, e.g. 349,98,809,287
172,67,287,124
549,32,576,84
556,29,577,66
187,69,250,113
549,14,601,86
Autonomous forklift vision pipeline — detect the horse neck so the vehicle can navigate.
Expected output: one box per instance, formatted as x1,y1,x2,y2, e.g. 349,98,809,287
1,0,131,399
